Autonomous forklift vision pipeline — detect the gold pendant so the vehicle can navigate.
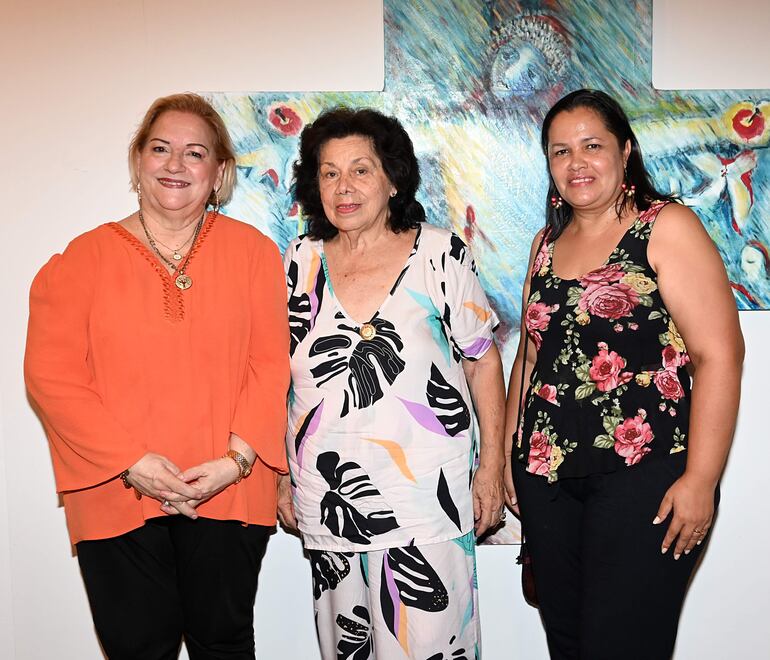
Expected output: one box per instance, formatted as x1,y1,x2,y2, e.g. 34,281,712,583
359,323,377,341
172,252,182,261
175,274,193,290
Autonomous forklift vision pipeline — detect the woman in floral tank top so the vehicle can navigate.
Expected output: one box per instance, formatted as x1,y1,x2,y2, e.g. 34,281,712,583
504,90,744,660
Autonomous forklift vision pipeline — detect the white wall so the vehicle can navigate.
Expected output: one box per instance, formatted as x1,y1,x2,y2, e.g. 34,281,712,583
1,1,767,658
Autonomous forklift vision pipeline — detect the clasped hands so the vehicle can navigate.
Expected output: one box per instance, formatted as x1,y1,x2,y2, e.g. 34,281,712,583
124,451,242,519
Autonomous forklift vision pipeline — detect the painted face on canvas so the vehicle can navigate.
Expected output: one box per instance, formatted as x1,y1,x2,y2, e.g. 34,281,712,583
547,107,631,213
135,111,224,215
317,135,396,234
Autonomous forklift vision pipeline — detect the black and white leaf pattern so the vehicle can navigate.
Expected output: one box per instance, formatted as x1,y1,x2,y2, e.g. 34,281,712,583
308,317,405,416
336,605,374,660
437,468,462,531
427,363,470,436
286,254,326,356
317,452,399,544
309,550,353,600
381,545,449,615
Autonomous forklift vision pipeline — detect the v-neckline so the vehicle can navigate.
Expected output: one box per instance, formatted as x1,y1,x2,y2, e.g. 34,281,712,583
549,217,636,282
107,212,216,281
319,224,422,326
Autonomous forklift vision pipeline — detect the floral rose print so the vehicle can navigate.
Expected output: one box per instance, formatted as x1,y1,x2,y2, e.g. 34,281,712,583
579,263,625,286
527,431,551,476
653,369,684,401
525,290,559,350
532,235,551,276
526,302,556,331
519,202,690,481
578,280,640,320
613,412,654,466
621,272,657,295
588,343,633,392
536,383,558,404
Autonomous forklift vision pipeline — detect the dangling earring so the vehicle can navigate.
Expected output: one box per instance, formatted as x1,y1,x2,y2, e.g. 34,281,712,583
550,195,563,209
621,169,635,198
136,182,142,207
212,188,221,214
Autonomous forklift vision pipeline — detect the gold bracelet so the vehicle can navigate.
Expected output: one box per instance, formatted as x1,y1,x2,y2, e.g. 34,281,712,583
224,450,252,483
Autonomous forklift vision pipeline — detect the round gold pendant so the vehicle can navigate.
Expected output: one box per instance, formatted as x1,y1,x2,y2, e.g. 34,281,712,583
172,252,183,261
359,323,377,341
175,274,193,290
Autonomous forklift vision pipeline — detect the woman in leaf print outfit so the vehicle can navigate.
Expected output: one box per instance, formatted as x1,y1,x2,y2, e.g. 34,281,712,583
504,90,744,659
279,108,506,659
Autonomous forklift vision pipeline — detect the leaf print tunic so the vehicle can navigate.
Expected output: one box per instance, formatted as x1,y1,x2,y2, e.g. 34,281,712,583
285,223,499,551
518,202,691,482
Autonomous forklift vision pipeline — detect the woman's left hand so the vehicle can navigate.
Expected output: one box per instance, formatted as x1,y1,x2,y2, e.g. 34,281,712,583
472,463,506,537
654,472,716,559
160,457,241,515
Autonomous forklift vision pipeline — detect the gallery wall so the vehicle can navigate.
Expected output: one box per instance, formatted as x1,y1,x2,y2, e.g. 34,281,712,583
0,1,767,658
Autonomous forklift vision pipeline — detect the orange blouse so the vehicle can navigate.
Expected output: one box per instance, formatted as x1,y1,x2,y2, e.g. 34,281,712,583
24,213,290,544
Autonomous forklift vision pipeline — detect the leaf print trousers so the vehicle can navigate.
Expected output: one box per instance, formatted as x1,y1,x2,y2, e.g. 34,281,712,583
309,532,480,660
512,453,719,660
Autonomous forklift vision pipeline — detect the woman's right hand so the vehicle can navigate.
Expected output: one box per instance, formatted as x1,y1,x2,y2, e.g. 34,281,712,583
504,454,520,517
124,453,202,518
276,474,298,531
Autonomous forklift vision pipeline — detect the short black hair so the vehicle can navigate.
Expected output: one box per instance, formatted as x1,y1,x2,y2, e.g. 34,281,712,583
541,88,675,239
293,107,425,240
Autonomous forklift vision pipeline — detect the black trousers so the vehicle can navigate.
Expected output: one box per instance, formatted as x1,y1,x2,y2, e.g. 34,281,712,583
77,517,271,660
513,453,717,660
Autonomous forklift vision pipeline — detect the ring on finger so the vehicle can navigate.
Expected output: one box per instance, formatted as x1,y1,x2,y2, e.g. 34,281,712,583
693,528,703,534
163,500,171,507
499,510,507,522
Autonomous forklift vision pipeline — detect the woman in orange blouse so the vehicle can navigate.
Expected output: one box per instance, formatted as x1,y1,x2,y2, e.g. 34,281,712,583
24,93,290,659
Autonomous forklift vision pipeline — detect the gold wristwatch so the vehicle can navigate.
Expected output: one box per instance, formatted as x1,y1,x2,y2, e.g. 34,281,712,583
225,449,252,483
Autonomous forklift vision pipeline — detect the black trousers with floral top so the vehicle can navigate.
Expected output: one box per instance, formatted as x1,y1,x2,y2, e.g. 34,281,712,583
513,452,718,660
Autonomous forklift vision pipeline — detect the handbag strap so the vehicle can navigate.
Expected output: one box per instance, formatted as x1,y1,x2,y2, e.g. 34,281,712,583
514,228,548,438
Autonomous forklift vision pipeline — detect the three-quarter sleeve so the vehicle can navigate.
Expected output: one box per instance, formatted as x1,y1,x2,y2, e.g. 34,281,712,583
230,236,290,472
24,237,147,492
440,233,500,361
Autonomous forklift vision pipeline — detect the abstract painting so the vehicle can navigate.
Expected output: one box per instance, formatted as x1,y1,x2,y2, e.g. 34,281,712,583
211,0,770,542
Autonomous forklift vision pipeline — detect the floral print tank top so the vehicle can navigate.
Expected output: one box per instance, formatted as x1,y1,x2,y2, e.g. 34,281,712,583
518,201,690,482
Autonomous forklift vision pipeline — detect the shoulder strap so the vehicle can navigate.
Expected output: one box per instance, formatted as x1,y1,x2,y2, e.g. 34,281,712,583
514,229,548,439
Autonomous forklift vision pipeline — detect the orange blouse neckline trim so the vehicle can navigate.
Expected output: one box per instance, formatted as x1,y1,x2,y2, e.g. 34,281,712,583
106,212,218,322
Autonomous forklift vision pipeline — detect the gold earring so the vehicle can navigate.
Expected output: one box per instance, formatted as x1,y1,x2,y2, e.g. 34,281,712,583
136,182,142,207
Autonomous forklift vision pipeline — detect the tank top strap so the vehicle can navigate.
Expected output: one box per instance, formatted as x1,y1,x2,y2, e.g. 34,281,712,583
637,200,671,230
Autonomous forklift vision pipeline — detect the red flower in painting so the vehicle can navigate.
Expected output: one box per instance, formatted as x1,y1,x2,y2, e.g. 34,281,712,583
267,104,303,136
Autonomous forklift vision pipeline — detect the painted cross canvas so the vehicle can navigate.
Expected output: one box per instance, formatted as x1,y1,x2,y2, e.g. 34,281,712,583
211,0,770,542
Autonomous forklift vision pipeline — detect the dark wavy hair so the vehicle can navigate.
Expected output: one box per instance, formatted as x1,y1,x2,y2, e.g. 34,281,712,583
293,107,425,240
541,89,675,240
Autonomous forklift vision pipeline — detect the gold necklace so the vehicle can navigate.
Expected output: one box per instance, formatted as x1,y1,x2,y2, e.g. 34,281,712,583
138,208,206,290
150,229,197,261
